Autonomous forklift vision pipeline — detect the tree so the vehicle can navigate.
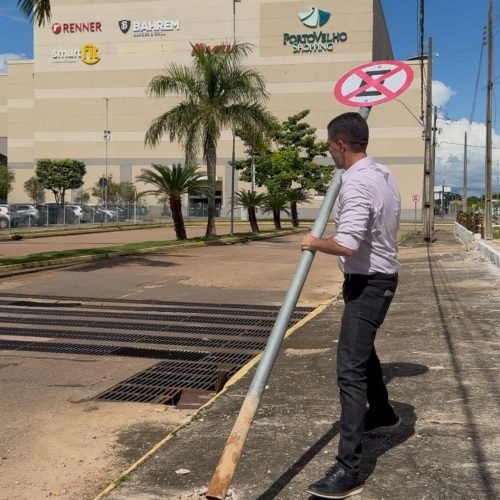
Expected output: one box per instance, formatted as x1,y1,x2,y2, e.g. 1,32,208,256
261,190,290,230
17,0,51,26
236,110,331,194
0,163,15,203
136,163,207,240
286,187,312,227
24,176,45,204
35,159,86,205
233,190,266,233
145,42,275,237
73,189,90,205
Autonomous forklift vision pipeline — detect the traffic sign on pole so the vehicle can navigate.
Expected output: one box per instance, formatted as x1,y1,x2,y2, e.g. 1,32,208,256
334,60,414,107
412,193,421,203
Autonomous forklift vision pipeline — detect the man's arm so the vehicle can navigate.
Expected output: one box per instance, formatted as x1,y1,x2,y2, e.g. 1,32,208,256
301,234,354,256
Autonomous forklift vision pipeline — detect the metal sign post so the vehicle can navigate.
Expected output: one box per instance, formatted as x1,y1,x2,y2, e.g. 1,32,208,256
412,193,420,234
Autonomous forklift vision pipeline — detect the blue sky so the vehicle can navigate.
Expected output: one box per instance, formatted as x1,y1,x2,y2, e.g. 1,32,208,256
0,0,499,194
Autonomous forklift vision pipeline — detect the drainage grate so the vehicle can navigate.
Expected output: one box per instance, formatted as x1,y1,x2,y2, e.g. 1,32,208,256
96,360,240,405
0,292,314,311
0,295,315,407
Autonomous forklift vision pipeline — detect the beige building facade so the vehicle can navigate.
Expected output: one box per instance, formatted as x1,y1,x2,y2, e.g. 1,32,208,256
0,0,424,219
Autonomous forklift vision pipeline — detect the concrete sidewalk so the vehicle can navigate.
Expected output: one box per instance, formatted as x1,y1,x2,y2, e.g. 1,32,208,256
101,229,499,500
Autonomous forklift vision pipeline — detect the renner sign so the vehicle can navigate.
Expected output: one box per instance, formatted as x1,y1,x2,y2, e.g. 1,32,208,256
52,22,102,34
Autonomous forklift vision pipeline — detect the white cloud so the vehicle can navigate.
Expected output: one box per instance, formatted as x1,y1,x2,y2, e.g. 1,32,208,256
0,53,26,72
432,80,456,108
435,113,500,196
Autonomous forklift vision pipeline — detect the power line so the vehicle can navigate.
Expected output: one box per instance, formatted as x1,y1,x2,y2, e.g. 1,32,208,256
440,141,500,149
468,26,486,127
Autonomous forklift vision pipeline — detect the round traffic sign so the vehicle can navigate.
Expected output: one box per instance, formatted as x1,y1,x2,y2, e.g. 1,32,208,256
412,193,420,203
334,60,414,107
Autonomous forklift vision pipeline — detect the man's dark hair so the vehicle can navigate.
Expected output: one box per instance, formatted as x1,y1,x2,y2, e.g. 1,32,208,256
327,112,369,153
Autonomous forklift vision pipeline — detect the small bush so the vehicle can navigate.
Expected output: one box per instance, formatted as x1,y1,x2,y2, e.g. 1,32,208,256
456,212,483,233
11,234,23,241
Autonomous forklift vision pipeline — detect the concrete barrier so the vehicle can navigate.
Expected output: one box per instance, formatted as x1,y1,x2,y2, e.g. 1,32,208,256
454,222,474,244
478,240,500,268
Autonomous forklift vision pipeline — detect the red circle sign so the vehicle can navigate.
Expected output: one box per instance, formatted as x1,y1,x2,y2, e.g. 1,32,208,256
412,193,420,202
334,60,414,107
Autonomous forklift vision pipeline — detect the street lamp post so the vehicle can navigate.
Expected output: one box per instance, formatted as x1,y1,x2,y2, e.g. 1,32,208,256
103,98,111,209
230,0,241,235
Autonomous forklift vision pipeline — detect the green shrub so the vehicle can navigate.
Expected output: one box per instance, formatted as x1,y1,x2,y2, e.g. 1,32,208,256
456,211,483,233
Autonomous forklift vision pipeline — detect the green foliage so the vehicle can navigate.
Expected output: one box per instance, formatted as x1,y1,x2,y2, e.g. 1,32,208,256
35,158,86,205
145,42,275,236
73,189,90,205
236,110,331,194
0,164,15,202
24,176,46,204
137,163,208,240
233,190,267,210
17,0,51,27
456,211,483,233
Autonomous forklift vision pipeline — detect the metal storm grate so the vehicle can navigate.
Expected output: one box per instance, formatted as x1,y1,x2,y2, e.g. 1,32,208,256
0,294,315,408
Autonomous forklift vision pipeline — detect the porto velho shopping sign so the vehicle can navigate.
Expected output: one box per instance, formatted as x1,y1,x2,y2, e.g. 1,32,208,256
283,6,347,54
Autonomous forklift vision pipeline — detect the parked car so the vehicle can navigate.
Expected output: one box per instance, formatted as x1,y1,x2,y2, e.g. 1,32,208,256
9,204,41,227
82,205,116,223
0,205,10,229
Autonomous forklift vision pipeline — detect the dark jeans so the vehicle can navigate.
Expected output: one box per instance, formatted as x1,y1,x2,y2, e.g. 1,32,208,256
336,272,398,474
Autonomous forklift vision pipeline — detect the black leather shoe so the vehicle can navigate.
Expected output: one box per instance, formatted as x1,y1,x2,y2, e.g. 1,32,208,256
306,463,363,499
364,409,401,434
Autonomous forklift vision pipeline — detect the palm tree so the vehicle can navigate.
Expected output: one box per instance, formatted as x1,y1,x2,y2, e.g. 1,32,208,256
233,190,266,233
136,163,207,240
17,0,51,26
285,188,312,228
261,190,290,230
145,43,275,238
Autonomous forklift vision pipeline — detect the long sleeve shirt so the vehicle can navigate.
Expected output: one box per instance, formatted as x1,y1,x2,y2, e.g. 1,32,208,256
333,156,401,274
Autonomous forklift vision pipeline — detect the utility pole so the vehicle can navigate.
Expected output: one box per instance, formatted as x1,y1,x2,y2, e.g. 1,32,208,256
485,0,493,239
431,105,437,221
463,132,468,213
103,98,111,210
422,37,433,241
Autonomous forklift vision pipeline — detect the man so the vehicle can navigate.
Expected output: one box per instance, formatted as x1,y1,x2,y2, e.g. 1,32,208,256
303,112,401,499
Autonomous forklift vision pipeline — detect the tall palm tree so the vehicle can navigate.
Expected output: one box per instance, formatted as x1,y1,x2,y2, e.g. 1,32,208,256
233,190,266,233
145,43,275,238
17,0,51,26
285,187,312,228
261,191,290,230
136,163,207,240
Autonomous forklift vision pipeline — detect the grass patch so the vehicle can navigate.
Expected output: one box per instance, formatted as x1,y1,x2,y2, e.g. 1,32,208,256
0,228,303,267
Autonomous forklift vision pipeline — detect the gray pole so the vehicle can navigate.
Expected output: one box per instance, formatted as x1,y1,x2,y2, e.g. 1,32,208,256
464,132,467,213
206,107,371,500
431,105,437,224
229,0,238,235
422,37,433,240
104,97,109,210
485,0,493,239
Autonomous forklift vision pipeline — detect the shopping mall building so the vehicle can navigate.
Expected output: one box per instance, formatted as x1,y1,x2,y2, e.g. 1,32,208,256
0,0,425,219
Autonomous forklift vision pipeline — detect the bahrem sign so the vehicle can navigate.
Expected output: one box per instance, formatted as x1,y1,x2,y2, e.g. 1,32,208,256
284,6,347,54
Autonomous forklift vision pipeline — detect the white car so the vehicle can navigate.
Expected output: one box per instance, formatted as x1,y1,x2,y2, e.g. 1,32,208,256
0,205,10,229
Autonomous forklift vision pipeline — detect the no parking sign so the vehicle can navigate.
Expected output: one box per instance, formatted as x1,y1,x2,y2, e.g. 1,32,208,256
334,60,414,107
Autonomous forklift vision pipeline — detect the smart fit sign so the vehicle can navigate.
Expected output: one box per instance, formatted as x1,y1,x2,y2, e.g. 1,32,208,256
283,7,347,54
51,44,101,65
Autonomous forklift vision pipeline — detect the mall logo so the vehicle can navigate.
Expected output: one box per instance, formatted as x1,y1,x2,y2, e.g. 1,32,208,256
118,19,180,37
51,21,102,35
283,6,347,54
51,44,101,65
298,7,331,28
